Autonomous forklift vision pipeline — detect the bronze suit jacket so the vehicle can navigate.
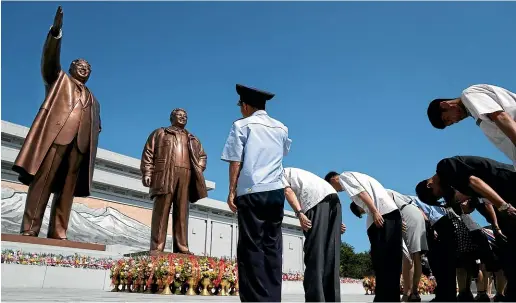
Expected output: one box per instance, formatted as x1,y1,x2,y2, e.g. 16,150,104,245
12,30,101,197
140,127,208,202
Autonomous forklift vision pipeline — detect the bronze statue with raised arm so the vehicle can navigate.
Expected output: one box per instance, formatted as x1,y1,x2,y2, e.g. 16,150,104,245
12,6,102,240
141,108,208,255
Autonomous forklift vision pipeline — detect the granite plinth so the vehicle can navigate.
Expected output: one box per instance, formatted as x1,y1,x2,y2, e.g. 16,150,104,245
1,233,106,251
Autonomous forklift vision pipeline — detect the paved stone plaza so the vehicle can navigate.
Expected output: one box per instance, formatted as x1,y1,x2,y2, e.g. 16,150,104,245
1,288,435,302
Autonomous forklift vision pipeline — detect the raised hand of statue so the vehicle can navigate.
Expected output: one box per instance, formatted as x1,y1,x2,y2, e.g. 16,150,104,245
143,176,151,187
51,6,63,36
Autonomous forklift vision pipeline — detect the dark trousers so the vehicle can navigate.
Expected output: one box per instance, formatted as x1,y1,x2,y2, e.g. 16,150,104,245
498,210,516,302
367,209,402,302
235,188,284,302
426,216,457,302
303,194,342,302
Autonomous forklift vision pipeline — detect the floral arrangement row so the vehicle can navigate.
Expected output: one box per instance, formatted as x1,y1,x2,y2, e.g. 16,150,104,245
1,249,114,270
340,277,363,284
362,275,437,295
109,253,237,295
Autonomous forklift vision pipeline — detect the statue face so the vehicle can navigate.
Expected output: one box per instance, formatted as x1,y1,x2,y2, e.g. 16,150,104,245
69,59,91,83
171,109,188,128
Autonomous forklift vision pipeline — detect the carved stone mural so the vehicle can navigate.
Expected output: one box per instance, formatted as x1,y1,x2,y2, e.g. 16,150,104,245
1,186,172,252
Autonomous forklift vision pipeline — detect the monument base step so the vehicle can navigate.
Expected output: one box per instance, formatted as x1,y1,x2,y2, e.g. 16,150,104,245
1,233,106,251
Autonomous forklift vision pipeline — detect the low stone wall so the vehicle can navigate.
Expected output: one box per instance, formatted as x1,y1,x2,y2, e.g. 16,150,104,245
1,264,113,290
1,264,366,295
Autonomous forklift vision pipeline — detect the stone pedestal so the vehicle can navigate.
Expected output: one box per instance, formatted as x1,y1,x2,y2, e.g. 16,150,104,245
1,233,106,251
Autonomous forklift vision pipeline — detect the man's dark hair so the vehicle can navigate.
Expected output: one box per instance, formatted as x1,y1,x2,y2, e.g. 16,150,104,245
324,171,339,183
350,202,363,218
427,98,454,130
415,180,441,206
251,101,266,111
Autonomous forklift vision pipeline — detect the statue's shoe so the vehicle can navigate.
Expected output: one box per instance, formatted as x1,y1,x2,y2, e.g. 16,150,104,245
20,231,37,236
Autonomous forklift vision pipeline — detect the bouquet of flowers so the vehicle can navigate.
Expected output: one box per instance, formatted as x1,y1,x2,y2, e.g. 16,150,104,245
145,257,156,288
118,259,130,285
399,274,436,295
212,258,226,287
198,256,217,280
232,262,238,286
132,258,146,287
221,258,235,283
110,259,123,285
153,257,169,281
362,276,376,295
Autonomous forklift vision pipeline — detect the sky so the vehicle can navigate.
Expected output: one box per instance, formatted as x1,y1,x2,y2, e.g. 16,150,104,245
2,1,516,253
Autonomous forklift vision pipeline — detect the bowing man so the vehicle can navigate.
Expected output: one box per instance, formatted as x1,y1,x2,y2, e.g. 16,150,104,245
426,84,516,168
282,167,345,302
221,84,292,302
325,171,403,302
416,155,516,302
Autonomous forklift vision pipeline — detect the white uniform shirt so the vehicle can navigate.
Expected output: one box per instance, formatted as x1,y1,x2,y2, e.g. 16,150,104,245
461,84,516,168
282,167,337,213
386,189,412,209
338,172,398,229
221,110,292,197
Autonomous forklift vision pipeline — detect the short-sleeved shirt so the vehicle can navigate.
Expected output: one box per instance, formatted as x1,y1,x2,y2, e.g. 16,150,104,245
282,167,337,213
410,196,446,226
221,110,292,197
338,171,398,229
386,189,413,209
461,84,516,168
436,156,516,205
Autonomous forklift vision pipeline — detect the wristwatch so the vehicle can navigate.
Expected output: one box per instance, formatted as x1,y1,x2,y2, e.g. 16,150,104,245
498,203,510,212
295,210,302,218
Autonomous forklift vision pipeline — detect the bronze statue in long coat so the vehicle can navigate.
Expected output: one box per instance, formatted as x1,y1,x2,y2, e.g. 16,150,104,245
12,6,101,240
141,108,207,254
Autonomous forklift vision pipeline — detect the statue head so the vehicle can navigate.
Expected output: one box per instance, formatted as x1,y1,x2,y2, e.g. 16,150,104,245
170,108,188,128
69,58,91,84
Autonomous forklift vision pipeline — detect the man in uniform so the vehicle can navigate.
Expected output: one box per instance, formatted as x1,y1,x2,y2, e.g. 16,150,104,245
141,108,208,255
221,84,292,302
426,84,516,168
416,155,516,301
12,6,101,240
282,167,345,302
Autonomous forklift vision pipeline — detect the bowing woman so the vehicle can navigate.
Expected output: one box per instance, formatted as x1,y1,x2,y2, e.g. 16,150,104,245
387,189,429,302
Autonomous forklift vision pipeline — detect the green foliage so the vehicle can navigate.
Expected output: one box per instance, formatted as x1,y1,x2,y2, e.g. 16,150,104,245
339,242,373,279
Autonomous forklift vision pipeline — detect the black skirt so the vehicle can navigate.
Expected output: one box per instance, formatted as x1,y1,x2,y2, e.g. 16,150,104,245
448,213,477,255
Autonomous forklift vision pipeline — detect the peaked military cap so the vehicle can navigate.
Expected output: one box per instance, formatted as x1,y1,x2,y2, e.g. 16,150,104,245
236,84,275,108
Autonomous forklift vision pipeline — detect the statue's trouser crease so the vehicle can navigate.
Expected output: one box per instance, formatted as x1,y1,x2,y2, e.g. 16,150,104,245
21,140,85,239
150,166,191,252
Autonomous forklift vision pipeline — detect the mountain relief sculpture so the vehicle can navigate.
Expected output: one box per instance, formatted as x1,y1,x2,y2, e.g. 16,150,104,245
1,186,173,251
